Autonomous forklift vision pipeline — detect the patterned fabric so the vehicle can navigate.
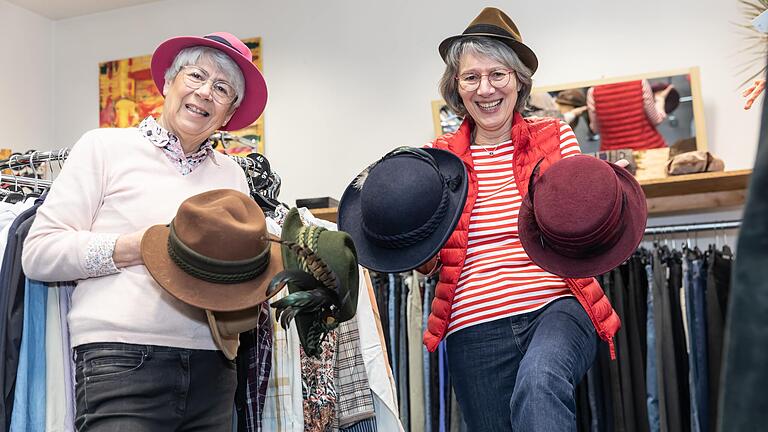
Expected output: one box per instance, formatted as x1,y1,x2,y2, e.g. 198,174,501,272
301,332,338,432
340,417,378,432
332,319,375,429
261,290,304,431
245,302,273,432
82,233,119,278
138,116,216,175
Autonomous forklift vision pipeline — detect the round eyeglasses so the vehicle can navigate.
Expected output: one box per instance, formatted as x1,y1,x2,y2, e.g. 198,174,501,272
456,69,514,92
181,65,238,105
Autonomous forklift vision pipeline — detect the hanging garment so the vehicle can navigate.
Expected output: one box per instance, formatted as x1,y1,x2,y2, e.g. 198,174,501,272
262,286,304,432
9,279,47,432
406,273,424,432
2,200,40,430
240,302,273,432
705,247,730,432
645,260,660,432
45,285,65,431
57,282,76,432
667,252,692,432
332,317,376,429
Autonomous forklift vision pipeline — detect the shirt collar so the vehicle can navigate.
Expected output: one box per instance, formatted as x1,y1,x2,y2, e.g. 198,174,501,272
138,116,215,159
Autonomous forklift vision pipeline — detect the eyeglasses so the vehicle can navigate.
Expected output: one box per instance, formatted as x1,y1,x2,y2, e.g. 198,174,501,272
180,65,238,105
456,69,514,92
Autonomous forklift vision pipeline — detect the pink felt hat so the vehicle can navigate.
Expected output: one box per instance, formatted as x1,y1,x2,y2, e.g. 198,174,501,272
150,32,267,131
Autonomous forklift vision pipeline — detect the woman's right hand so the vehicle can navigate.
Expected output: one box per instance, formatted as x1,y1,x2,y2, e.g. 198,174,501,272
113,227,149,268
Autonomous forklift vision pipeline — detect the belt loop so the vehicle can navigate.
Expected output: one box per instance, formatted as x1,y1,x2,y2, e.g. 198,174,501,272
144,345,154,360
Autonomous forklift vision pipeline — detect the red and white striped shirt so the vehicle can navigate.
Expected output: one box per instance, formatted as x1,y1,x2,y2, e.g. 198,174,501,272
445,121,581,336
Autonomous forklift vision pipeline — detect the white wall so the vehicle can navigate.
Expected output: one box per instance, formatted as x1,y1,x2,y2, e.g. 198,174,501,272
0,0,54,152
49,0,763,206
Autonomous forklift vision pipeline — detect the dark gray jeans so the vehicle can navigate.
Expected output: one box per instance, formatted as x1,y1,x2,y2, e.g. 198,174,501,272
74,342,236,431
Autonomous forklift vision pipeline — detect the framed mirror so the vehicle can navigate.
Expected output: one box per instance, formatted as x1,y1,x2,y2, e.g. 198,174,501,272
431,67,707,181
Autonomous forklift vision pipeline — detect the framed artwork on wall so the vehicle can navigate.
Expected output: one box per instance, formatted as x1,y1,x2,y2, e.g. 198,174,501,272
98,37,265,155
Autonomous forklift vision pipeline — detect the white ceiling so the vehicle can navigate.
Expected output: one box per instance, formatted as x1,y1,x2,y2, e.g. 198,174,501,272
7,0,160,20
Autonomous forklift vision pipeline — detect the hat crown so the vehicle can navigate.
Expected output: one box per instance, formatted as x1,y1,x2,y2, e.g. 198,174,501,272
203,32,253,63
173,190,268,262
533,156,623,245
360,155,445,238
466,7,522,41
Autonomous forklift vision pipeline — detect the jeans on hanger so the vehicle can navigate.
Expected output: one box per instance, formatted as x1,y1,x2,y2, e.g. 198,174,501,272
645,263,660,432
691,260,709,431
74,342,236,432
446,298,596,432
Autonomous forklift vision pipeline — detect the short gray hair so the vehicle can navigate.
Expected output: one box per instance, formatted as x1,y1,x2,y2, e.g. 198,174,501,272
439,37,533,117
164,46,246,109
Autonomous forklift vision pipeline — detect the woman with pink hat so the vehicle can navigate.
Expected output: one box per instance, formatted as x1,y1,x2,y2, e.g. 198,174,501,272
22,32,267,430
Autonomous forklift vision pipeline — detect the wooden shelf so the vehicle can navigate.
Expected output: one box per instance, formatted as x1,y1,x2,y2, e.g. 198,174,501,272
640,169,751,214
310,207,338,223
309,169,753,221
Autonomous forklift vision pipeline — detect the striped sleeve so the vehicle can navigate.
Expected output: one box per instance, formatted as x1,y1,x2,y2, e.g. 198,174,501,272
558,121,581,158
642,80,667,126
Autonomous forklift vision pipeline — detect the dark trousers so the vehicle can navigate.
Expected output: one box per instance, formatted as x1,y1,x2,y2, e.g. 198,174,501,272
74,342,237,432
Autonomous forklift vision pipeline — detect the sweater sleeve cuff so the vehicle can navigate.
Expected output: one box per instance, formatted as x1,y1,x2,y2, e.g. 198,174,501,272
83,233,120,278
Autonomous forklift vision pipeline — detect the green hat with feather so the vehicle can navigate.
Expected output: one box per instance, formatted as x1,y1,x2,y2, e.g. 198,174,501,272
265,207,359,357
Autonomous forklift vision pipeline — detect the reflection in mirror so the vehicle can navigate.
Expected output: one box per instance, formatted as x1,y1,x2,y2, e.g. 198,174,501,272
431,67,707,181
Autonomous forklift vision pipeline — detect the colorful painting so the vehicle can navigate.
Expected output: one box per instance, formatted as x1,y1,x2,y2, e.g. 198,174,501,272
98,37,264,155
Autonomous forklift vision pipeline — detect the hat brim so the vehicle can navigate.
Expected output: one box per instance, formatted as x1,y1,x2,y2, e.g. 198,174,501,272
142,228,283,312
337,148,468,273
206,310,240,360
150,36,267,131
438,33,538,74
518,164,647,278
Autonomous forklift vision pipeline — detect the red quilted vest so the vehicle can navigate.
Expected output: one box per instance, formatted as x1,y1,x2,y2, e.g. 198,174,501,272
593,80,666,151
424,113,621,358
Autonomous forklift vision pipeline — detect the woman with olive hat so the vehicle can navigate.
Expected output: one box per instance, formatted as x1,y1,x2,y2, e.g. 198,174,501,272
22,32,267,430
417,8,625,431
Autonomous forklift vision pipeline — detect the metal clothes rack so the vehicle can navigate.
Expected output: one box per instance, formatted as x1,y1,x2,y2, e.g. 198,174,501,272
644,220,741,236
0,148,282,200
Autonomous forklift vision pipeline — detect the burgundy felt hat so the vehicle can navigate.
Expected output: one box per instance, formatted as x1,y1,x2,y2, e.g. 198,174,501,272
518,155,648,278
151,32,267,131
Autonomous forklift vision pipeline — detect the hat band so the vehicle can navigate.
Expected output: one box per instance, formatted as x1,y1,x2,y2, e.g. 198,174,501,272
537,173,624,247
362,177,452,249
167,222,270,284
203,35,237,51
540,195,627,259
463,23,518,41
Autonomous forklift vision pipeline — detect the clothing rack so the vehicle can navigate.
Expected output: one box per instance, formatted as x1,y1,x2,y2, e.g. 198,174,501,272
644,220,741,236
0,149,70,171
0,175,52,189
0,147,282,200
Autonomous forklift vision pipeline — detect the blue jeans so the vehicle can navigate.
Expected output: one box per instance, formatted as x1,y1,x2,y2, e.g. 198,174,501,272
446,297,597,432
74,342,237,431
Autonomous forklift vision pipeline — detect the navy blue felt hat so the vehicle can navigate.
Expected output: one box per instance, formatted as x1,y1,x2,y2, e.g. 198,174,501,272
338,147,468,273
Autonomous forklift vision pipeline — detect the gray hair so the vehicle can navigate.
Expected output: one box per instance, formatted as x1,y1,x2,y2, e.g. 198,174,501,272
439,37,533,117
164,46,246,109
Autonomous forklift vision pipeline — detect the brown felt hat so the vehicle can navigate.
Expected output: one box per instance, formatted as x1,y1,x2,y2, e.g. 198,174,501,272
142,189,284,356
438,7,538,73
